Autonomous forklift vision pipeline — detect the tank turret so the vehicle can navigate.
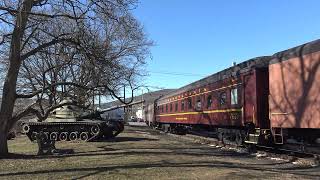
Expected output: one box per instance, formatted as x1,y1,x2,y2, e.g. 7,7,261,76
45,98,79,122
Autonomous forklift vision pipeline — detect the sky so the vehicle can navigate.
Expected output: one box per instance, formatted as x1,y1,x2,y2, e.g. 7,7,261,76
132,0,320,92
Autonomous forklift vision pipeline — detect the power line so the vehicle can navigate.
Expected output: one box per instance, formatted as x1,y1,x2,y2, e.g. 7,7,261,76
149,71,207,77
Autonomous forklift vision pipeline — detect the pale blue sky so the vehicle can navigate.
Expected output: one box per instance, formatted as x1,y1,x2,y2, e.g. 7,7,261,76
133,0,320,91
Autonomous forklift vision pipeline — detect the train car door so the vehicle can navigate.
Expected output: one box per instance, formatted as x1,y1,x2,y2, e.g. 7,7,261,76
255,67,270,129
243,68,270,128
243,71,257,125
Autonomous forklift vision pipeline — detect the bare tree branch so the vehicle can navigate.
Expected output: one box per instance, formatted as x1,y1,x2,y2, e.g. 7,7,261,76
21,37,79,60
0,5,85,20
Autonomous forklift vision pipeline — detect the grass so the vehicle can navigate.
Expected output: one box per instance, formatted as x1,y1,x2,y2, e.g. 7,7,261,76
0,126,319,180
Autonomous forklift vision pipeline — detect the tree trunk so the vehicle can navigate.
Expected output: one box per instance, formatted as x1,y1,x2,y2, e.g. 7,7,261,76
0,46,22,155
0,0,33,156
0,130,8,157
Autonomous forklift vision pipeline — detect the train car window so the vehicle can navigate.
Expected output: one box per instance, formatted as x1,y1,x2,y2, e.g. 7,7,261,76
207,95,212,108
170,103,173,112
220,92,227,106
166,104,168,112
196,97,202,110
161,105,163,113
181,100,185,111
188,97,192,109
231,88,238,105
175,102,178,112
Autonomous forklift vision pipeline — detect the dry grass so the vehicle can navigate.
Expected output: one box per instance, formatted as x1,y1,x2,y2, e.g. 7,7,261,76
0,126,319,180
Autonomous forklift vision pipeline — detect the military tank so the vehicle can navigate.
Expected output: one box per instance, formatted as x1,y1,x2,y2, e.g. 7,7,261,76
21,99,124,142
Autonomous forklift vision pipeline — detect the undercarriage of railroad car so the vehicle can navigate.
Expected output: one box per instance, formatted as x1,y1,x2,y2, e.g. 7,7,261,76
271,128,320,154
156,122,251,146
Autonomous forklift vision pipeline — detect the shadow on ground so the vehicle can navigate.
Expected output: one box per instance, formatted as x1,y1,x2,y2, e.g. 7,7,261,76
0,159,319,179
3,146,249,160
3,126,319,179
104,136,159,142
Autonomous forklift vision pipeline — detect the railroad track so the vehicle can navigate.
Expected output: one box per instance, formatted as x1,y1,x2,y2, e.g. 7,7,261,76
164,130,320,166
255,145,320,158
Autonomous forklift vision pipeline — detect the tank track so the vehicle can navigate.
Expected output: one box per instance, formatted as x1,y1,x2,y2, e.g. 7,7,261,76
22,121,124,142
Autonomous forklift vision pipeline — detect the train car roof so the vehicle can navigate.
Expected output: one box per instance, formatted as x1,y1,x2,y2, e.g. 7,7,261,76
271,39,320,64
159,39,320,101
160,56,272,100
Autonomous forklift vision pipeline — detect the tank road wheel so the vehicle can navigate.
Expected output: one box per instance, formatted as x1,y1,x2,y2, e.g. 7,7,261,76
44,132,49,140
31,132,38,141
80,132,89,141
40,132,49,141
22,124,30,134
50,132,58,141
91,125,100,135
69,132,78,141
59,132,68,141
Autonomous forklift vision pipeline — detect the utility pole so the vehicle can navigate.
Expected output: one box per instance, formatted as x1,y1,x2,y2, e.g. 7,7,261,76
141,89,145,124
123,85,126,122
98,89,101,108
92,89,95,110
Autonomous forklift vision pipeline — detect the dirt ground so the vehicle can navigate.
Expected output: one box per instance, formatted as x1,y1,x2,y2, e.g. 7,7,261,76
0,126,319,180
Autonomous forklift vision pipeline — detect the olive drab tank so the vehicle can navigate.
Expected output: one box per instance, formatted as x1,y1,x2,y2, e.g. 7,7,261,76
21,98,124,142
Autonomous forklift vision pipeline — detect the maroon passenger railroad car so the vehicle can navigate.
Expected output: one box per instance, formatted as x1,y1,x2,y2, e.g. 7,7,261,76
155,56,271,144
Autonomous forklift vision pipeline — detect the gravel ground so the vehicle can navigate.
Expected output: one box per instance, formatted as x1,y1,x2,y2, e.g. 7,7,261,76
0,126,319,180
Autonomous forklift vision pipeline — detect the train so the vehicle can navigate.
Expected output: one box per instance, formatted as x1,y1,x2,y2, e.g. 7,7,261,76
147,39,320,154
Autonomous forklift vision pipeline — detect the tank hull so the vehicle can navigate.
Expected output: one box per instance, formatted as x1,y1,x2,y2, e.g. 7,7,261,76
22,120,124,142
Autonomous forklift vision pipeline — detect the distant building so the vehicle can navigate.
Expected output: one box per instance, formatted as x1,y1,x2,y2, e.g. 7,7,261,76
101,89,174,122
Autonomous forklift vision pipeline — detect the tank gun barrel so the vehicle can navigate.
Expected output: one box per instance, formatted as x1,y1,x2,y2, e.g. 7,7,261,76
79,100,144,120
97,100,145,113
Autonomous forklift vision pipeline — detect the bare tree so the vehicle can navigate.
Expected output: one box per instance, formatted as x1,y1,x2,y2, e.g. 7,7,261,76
0,0,152,156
